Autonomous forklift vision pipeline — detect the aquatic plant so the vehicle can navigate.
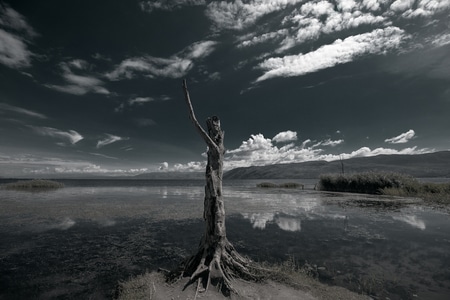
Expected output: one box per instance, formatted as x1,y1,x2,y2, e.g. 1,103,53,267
1,179,64,190
318,172,450,204
318,172,416,194
257,182,304,189
382,181,450,204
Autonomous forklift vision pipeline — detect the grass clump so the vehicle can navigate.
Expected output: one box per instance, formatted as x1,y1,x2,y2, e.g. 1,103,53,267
382,181,450,204
318,172,450,204
1,179,64,190
257,182,304,189
317,172,417,195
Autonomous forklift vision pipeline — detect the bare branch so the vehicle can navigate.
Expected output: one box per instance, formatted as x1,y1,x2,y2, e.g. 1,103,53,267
182,80,218,152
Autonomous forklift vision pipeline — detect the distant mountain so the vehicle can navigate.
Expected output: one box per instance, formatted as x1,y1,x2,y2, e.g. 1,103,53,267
223,151,450,179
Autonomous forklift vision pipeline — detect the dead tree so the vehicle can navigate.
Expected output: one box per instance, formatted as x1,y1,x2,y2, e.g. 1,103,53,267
181,79,257,294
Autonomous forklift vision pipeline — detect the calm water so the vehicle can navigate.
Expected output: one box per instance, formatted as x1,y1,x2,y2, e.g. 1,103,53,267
0,179,449,299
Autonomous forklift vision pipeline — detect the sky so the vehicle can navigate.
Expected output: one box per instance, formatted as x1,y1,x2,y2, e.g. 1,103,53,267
1,0,450,177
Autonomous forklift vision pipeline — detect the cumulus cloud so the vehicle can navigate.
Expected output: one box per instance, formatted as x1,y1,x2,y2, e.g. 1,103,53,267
256,26,407,81
397,0,450,18
30,126,83,145
385,129,416,144
106,40,217,80
0,4,37,68
96,134,128,149
272,130,298,143
45,60,110,95
159,162,169,170
170,129,431,171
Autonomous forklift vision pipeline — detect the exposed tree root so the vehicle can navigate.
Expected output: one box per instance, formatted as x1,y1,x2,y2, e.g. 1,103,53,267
179,237,263,296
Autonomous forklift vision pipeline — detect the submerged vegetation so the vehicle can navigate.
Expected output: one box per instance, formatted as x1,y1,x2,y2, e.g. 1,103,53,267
1,179,64,190
257,182,304,189
318,172,450,204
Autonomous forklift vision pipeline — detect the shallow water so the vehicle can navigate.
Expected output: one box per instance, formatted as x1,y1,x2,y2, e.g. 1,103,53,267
0,179,449,299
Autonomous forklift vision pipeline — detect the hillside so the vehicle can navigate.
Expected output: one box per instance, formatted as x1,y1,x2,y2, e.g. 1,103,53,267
223,151,450,179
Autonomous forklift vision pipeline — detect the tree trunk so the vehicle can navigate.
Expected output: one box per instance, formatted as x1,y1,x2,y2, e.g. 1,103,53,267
181,80,255,294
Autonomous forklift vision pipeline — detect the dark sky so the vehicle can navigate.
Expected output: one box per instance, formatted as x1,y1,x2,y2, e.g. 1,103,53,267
1,0,450,177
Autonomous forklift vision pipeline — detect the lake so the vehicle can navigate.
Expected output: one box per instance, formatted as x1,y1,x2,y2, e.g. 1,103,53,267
0,179,449,299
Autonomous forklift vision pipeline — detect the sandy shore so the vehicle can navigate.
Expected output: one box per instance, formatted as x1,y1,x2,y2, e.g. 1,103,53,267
117,271,370,300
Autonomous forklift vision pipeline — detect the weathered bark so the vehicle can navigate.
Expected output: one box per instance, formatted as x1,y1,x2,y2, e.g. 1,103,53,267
180,80,256,294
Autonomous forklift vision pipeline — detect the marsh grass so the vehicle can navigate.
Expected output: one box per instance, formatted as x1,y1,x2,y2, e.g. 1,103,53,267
318,172,450,204
257,182,304,189
1,179,64,190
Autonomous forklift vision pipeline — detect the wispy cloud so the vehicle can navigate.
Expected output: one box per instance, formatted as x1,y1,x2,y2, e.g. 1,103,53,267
385,129,416,144
316,138,344,147
0,103,47,119
30,126,83,145
96,134,128,149
205,0,303,30
45,60,110,95
5,155,149,176
134,118,156,127
0,3,37,68
129,97,154,105
256,26,407,82
115,96,155,113
140,0,206,12
106,40,217,80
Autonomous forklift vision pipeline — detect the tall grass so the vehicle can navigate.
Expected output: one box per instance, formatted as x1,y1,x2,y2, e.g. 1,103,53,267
318,172,416,194
257,182,304,189
318,172,450,204
1,179,64,190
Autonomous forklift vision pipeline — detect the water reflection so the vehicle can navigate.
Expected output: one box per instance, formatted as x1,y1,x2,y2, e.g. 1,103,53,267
276,216,301,232
393,215,426,230
241,213,302,231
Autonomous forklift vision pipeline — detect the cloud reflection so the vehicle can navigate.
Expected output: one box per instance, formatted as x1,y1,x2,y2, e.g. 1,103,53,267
393,215,426,230
242,212,302,232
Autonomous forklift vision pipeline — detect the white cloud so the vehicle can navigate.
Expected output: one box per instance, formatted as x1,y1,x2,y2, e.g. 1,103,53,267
0,29,33,68
390,0,415,12
241,0,387,53
206,0,303,30
256,26,407,81
0,4,37,68
400,0,450,18
385,129,416,144
159,162,169,170
134,118,156,127
106,40,217,80
115,96,156,113
0,103,47,119
45,60,110,95
272,130,298,143
140,0,206,12
318,138,344,147
129,97,154,105
30,126,83,145
170,129,432,171
96,134,127,149
32,164,149,176
430,33,450,47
